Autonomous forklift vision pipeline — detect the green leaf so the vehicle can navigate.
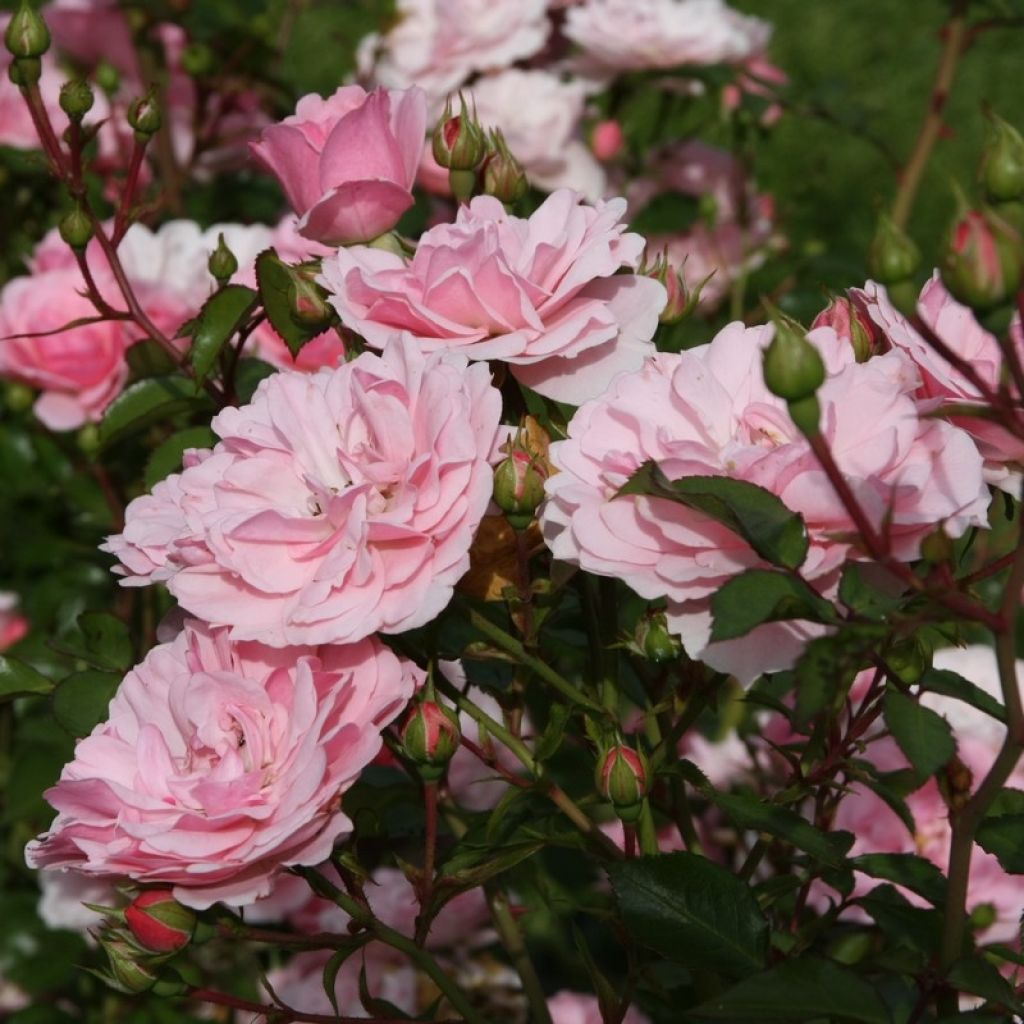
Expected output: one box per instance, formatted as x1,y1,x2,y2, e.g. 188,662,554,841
691,956,891,1022
851,853,947,905
609,851,768,974
921,667,1006,724
0,655,54,701
838,562,903,619
189,284,258,382
976,788,1024,873
857,884,941,956
711,791,853,868
710,569,838,642
144,426,218,489
77,611,133,670
52,670,120,737
617,463,808,569
255,248,317,357
883,689,956,782
440,836,544,888
947,955,1020,1009
98,375,209,450
235,357,277,403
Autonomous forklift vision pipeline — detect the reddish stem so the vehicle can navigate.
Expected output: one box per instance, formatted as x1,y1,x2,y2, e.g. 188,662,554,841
111,138,148,246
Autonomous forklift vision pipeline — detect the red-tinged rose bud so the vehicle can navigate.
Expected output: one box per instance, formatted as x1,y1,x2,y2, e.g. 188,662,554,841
590,119,624,161
596,744,649,822
762,311,825,404
101,936,159,993
634,611,680,663
288,274,333,331
400,698,461,780
868,212,920,285
493,448,547,530
127,90,161,139
124,890,196,954
980,111,1024,204
5,2,50,59
432,94,487,172
482,129,527,205
811,295,881,363
941,206,1023,310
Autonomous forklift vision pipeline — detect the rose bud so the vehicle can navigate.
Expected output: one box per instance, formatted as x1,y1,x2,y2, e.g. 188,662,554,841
481,129,528,205
762,311,825,437
941,206,1023,310
5,1,50,59
124,890,197,954
590,119,624,162
288,273,334,331
432,94,487,172
641,251,704,325
207,233,238,286
980,111,1024,204
634,610,680,663
867,212,920,285
400,696,461,781
127,90,161,139
59,78,94,123
58,204,94,250
811,294,880,363
101,936,159,994
596,744,649,823
493,447,547,530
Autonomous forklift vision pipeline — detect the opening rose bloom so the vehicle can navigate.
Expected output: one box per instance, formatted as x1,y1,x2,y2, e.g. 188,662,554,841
541,323,989,683
320,189,667,405
250,85,427,247
857,273,1024,493
26,618,420,909
564,0,770,75
0,270,129,430
104,338,501,646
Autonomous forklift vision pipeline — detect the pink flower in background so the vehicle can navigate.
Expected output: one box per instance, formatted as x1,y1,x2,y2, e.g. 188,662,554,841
827,647,1024,944
0,270,129,430
564,0,770,75
468,69,606,200
104,338,501,646
541,323,989,682
860,274,1024,493
590,119,625,162
368,0,550,111
723,53,788,125
321,189,666,404
250,85,427,246
26,619,420,908
548,990,650,1024
0,593,28,650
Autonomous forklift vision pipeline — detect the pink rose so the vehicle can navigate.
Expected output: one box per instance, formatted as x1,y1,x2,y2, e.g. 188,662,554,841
564,0,771,75
320,189,666,405
250,85,427,246
860,274,1024,493
0,269,129,430
104,338,502,646
26,618,420,908
548,990,650,1024
468,69,606,200
0,592,28,651
541,323,989,683
370,0,550,111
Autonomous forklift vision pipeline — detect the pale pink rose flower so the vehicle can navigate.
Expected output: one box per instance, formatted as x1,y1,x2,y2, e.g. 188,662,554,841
824,647,1024,944
44,0,138,79
859,274,1024,493
549,990,650,1024
0,269,129,430
250,85,427,246
0,592,28,651
320,189,666,405
370,0,550,112
541,324,989,683
564,0,770,75
104,338,502,646
468,69,606,201
26,618,420,909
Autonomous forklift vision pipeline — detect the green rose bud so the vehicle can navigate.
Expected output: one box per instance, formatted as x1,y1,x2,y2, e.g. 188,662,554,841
59,78,95,122
5,1,50,59
868,213,920,284
207,232,238,286
596,744,649,823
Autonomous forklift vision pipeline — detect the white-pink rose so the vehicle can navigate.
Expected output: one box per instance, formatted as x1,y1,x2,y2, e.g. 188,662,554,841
468,69,606,201
564,0,770,75
26,618,420,908
541,323,989,682
320,189,666,405
250,85,427,246
860,274,1024,493
104,338,502,646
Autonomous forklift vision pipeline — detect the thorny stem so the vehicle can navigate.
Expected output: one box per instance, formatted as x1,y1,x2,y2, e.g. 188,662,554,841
891,1,970,230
